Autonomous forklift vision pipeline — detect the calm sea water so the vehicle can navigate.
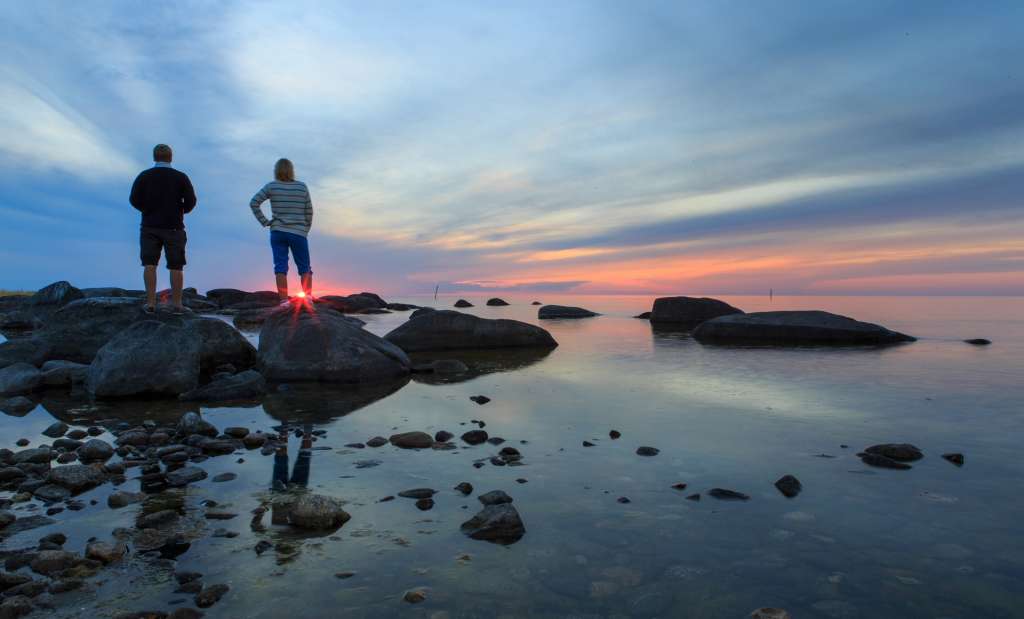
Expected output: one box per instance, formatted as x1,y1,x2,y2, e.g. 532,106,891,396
2,295,1023,618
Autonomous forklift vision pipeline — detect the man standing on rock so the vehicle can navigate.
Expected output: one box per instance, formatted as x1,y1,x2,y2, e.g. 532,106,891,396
129,144,197,314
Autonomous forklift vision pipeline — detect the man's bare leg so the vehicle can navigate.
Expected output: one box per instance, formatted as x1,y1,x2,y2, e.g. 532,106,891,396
144,265,157,309
276,273,289,301
170,269,184,310
300,272,313,298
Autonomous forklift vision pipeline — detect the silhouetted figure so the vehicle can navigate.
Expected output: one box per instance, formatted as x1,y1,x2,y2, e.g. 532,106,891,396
250,158,314,304
129,143,197,314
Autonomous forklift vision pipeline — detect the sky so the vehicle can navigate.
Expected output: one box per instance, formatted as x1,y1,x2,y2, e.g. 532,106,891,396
1,1,1022,296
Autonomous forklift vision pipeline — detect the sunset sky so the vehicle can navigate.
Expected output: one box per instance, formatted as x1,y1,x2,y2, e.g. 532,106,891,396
2,1,1022,296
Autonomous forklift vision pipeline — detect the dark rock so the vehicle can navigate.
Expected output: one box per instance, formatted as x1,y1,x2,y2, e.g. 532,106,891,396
964,338,991,345
87,321,201,397
12,447,51,464
253,541,273,555
609,430,621,439
0,397,35,415
0,511,15,529
48,464,105,492
195,583,230,608
671,483,687,491
398,488,436,499
453,299,473,308
617,496,631,504
241,433,268,449
461,430,488,445
864,443,923,462
177,412,217,437
0,363,42,396
40,360,89,386
693,310,915,346
179,370,266,402
78,439,114,462
489,456,506,466
0,595,34,617
403,588,429,604
30,281,84,308
942,453,965,466
168,609,204,619
454,482,473,495
211,473,236,483
389,432,434,449
582,441,595,447
636,446,659,456
49,578,84,593
0,571,32,590
470,395,491,405
41,422,69,438
478,490,513,505
224,427,249,438
287,494,351,530
649,296,743,326
460,503,525,544
344,443,365,449
192,318,257,373
366,436,388,448
136,509,180,529
434,430,454,443
708,488,750,500
203,510,237,520
30,297,146,364
258,307,410,383
774,475,802,498
538,305,599,319
415,498,434,511
633,312,651,319
29,550,78,575
486,437,505,445
486,298,509,306
498,447,520,459
385,310,558,352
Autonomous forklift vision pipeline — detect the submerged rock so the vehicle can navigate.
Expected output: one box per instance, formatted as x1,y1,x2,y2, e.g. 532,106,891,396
478,490,513,505
750,609,791,619
708,488,750,500
258,306,410,383
693,311,915,346
0,396,35,415
942,453,965,466
460,503,525,544
774,475,802,498
384,310,557,352
195,583,230,608
636,446,660,456
858,453,912,470
537,305,599,319
86,321,201,397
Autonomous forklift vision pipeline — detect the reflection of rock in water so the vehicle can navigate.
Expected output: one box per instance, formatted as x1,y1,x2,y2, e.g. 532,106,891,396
39,391,201,430
261,377,409,423
409,347,553,385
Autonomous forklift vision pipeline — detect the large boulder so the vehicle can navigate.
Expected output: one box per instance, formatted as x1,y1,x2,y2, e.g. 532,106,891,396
47,464,105,493
29,281,84,308
86,321,201,397
692,311,915,346
192,318,257,373
258,306,410,383
205,288,252,307
538,305,599,319
0,339,47,369
180,370,266,402
316,292,388,313
385,310,558,352
649,296,743,326
0,363,42,395
33,297,146,364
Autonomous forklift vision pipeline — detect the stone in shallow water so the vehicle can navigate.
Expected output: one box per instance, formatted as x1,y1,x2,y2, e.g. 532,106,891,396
366,436,388,448
460,503,525,544
195,583,230,608
470,395,491,405
461,430,488,445
942,452,965,466
388,432,434,449
708,488,749,500
636,446,659,456
287,494,351,530
454,482,473,495
478,490,513,506
750,608,791,619
864,443,923,462
166,467,208,487
774,475,802,498
41,422,68,438
858,452,912,470
398,488,436,499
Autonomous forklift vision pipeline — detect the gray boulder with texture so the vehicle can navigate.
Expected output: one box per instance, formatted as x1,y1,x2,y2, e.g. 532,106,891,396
32,297,146,364
47,464,106,492
286,493,351,530
180,369,266,402
40,360,89,386
649,296,744,326
693,311,916,346
259,307,410,383
385,310,558,352
538,305,599,319
192,317,257,373
0,363,43,395
460,503,525,544
87,321,201,397
30,281,84,308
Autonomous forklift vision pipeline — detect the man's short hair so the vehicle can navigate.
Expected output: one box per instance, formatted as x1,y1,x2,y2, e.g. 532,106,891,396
153,144,173,163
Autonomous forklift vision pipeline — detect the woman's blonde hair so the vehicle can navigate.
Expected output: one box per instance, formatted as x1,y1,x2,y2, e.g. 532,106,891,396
274,158,295,182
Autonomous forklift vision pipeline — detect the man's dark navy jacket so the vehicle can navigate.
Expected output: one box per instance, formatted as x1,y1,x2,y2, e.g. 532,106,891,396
129,164,197,229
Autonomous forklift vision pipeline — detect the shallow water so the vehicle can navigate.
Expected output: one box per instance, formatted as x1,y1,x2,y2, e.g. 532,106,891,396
2,294,1023,618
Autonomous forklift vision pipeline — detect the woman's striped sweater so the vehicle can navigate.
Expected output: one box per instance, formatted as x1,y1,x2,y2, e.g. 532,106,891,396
250,180,313,237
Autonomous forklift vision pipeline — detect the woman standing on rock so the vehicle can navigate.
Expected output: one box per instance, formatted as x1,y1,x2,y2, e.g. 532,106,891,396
250,158,314,305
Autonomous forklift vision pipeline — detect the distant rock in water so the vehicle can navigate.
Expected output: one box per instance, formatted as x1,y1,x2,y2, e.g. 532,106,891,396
864,443,923,462
964,338,991,346
454,299,474,308
531,301,542,305
774,475,802,498
460,503,525,544
258,306,410,383
384,310,557,352
857,452,912,470
537,305,599,319
633,312,651,319
316,292,388,314
942,452,965,466
708,488,750,500
486,298,510,306
693,311,915,346
750,608,791,619
410,307,437,319
649,296,743,326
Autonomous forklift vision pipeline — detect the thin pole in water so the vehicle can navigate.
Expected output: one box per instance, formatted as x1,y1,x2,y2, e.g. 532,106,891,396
434,284,439,301
769,288,773,301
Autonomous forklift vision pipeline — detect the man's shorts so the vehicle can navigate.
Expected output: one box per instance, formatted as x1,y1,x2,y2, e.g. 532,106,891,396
140,227,187,270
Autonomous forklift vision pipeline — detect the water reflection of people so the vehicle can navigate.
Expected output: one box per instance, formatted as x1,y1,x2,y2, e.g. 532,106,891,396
272,424,312,490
